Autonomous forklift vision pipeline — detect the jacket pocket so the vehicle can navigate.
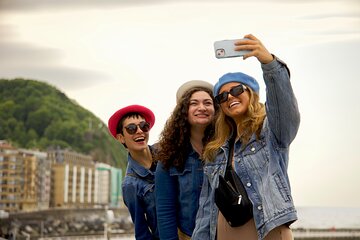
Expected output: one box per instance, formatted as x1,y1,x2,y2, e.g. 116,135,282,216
142,183,155,197
273,173,291,202
241,138,269,172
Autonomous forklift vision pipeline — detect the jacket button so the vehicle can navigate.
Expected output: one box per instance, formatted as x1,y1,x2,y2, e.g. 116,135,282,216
251,147,255,152
246,182,251,187
257,205,262,210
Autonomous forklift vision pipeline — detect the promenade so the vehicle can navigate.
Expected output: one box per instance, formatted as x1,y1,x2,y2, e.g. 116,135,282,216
0,207,133,239
37,230,360,240
2,208,360,240
39,234,134,240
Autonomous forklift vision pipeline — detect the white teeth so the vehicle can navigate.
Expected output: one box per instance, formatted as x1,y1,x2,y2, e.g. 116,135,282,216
134,137,145,142
229,102,239,108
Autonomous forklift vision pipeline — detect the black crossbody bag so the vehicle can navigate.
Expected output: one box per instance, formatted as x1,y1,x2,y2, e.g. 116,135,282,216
214,138,253,227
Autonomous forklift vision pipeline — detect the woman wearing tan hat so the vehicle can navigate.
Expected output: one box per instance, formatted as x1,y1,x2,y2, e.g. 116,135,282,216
108,105,159,240
155,80,218,240
192,34,300,240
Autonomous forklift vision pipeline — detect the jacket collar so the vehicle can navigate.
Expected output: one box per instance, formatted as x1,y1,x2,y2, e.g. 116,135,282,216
127,145,155,177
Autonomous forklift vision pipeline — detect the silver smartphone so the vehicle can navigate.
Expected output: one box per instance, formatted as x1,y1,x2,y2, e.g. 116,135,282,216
214,39,250,59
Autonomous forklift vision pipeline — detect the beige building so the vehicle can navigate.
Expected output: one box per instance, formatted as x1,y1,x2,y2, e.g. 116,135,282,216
1,141,122,212
20,154,37,211
0,141,49,212
19,149,50,210
49,149,95,208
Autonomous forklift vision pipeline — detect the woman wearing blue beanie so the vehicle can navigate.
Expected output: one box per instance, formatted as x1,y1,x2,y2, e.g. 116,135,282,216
192,34,300,240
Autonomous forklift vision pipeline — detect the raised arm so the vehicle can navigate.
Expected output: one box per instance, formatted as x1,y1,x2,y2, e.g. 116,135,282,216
235,34,300,146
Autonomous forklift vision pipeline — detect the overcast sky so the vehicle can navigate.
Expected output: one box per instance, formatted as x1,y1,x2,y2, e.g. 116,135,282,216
1,0,359,208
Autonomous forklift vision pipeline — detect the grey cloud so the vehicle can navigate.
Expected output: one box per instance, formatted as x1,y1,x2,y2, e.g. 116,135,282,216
299,13,360,20
0,24,17,39
0,41,61,65
314,29,360,35
0,23,61,64
0,41,111,91
300,28,360,37
1,65,111,91
0,0,165,11
1,0,358,12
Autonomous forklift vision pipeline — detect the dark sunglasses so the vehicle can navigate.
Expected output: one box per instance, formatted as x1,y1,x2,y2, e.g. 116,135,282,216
215,84,247,104
124,121,150,135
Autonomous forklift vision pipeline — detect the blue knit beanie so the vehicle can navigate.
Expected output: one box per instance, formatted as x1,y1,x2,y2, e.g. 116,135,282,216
214,72,260,96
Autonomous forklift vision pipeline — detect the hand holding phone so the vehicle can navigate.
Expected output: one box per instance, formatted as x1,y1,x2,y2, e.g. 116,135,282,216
214,39,250,59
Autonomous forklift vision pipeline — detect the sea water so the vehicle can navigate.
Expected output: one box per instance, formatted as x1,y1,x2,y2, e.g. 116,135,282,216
293,206,360,229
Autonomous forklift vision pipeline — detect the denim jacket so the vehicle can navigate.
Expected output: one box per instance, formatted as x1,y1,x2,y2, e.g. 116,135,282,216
192,58,300,240
122,145,159,240
155,148,204,239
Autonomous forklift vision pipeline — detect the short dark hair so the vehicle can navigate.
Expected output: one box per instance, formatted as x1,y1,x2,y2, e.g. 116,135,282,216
116,112,144,135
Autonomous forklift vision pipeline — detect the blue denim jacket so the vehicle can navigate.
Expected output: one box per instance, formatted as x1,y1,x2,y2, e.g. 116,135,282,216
192,58,300,240
155,149,204,239
122,145,159,240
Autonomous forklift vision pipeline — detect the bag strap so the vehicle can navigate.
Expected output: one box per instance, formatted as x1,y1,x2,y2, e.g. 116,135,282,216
225,137,251,198
226,137,235,171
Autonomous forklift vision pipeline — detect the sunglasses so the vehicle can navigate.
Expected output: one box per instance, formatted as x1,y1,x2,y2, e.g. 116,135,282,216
124,121,150,135
215,84,247,104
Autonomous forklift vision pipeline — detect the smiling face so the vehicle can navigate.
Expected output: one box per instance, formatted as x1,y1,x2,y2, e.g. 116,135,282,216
187,90,215,128
116,115,149,151
218,82,250,121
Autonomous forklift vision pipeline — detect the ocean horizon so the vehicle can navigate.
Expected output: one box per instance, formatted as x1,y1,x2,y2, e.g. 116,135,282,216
292,206,360,229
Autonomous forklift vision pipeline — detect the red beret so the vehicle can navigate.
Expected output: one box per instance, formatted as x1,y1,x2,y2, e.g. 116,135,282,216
107,105,155,138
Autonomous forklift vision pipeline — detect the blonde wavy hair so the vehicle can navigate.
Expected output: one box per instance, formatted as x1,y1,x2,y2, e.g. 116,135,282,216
203,86,266,162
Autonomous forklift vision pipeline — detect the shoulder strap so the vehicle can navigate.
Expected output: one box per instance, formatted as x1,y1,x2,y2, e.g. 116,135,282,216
226,137,235,170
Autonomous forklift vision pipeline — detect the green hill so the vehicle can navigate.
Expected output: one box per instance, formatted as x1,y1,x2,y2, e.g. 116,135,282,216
0,78,127,170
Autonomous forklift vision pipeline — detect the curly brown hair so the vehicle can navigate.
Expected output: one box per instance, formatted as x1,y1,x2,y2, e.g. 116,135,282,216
155,87,218,170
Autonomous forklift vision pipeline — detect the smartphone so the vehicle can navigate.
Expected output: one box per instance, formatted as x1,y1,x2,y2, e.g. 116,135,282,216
214,39,250,59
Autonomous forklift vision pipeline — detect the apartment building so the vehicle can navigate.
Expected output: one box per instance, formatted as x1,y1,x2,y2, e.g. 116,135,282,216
0,141,52,212
1,141,123,212
0,141,22,212
49,149,96,208
94,162,123,208
19,149,50,210
94,162,111,205
109,167,122,208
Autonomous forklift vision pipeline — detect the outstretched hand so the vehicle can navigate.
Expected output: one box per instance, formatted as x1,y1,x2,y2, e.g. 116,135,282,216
234,34,274,64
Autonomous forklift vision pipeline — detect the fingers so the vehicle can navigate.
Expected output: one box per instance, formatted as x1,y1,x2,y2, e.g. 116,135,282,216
244,34,257,41
233,34,273,64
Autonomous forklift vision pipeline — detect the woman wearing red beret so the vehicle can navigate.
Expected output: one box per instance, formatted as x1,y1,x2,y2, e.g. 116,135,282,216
108,105,159,240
